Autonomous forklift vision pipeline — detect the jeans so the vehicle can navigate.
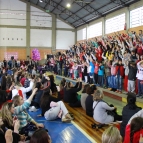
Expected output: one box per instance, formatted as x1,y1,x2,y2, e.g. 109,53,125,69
138,80,143,95
111,75,117,89
116,75,122,91
107,76,112,88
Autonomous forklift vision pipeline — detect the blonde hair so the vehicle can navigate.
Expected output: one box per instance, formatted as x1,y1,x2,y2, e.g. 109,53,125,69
93,89,104,101
1,102,13,127
13,95,20,107
102,126,121,143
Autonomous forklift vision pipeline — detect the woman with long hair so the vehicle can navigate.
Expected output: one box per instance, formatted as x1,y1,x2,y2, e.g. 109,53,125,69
12,88,44,136
0,111,25,143
102,126,122,143
85,84,96,117
1,75,7,90
81,84,90,110
120,92,141,138
124,117,143,143
40,91,73,122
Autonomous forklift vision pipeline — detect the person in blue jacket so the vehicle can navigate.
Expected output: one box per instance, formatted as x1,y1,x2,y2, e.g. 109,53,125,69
89,56,95,84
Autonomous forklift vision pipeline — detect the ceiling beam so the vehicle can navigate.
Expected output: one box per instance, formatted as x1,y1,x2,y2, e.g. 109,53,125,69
51,0,62,12
36,0,39,5
47,0,86,24
44,0,51,9
71,1,113,25
65,0,97,21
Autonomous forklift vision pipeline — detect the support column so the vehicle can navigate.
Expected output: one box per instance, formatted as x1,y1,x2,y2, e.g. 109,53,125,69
102,17,105,36
75,28,77,44
126,7,130,31
86,24,89,40
26,2,30,56
52,15,56,54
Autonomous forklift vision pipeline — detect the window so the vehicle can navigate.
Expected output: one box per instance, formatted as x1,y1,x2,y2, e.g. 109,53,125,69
77,28,86,41
130,6,143,28
82,28,86,40
88,22,102,38
105,13,125,34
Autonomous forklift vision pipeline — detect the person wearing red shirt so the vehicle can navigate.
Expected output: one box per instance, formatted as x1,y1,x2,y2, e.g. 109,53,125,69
94,61,99,84
124,117,143,143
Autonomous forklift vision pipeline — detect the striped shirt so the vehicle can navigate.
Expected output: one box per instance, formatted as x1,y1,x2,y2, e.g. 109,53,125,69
14,100,33,130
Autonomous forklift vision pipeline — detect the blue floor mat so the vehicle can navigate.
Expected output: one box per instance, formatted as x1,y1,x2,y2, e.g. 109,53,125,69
28,109,92,143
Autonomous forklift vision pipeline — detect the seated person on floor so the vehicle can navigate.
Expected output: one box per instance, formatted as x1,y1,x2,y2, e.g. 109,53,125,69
4,128,51,143
0,111,26,143
6,88,44,138
124,117,143,143
120,92,141,139
63,78,82,107
85,85,96,117
30,76,50,111
102,126,122,143
40,91,73,122
80,84,90,110
12,80,34,101
59,78,66,99
93,89,122,124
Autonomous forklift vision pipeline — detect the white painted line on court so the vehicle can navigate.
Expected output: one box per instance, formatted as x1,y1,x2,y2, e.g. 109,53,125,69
71,121,97,143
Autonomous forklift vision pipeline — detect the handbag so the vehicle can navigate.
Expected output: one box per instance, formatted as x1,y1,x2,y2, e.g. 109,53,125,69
20,122,37,136
106,104,117,117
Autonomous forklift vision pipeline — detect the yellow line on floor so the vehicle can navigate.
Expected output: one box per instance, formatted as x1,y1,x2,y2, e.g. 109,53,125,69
71,121,97,143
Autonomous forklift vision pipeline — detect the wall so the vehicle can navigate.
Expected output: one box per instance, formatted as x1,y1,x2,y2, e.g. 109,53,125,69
0,48,26,60
56,30,75,50
76,0,143,42
0,0,75,61
30,29,52,47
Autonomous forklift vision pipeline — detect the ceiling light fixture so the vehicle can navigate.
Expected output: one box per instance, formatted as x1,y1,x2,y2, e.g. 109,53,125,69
66,3,71,8
39,0,43,2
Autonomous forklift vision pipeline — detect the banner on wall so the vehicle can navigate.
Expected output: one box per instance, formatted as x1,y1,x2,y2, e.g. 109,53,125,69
4,52,18,60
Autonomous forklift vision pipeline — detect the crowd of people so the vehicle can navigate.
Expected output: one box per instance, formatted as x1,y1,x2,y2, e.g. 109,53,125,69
46,30,143,96
0,30,143,143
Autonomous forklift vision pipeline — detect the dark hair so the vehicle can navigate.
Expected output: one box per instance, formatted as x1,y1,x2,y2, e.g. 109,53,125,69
1,75,6,90
127,92,137,109
35,82,41,90
82,84,90,93
130,117,143,143
86,85,97,95
30,128,51,143
48,75,54,83
40,91,50,108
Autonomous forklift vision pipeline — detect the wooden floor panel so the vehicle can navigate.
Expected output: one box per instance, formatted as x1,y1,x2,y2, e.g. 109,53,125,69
65,103,108,143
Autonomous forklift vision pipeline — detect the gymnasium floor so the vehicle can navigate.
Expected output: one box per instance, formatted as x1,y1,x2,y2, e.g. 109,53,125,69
28,75,127,143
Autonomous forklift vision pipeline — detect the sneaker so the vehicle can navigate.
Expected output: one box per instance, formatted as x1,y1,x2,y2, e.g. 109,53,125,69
115,90,119,93
136,94,142,97
62,118,71,123
65,113,74,120
29,106,37,112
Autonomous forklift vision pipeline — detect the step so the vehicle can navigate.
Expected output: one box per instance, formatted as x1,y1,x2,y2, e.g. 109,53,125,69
55,75,143,108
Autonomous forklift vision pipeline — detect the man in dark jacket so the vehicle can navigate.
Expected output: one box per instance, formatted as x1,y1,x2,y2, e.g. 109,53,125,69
128,62,137,93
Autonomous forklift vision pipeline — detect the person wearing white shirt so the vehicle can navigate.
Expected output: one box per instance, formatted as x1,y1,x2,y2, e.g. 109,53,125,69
12,80,34,101
136,60,143,97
